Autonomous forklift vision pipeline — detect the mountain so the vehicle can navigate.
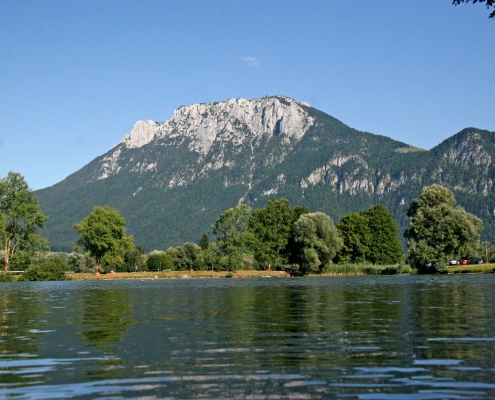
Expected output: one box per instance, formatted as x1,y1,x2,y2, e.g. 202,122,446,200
34,96,495,251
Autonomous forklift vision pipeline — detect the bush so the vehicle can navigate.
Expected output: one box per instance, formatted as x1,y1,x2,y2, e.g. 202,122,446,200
10,251,36,271
0,273,15,282
18,256,70,281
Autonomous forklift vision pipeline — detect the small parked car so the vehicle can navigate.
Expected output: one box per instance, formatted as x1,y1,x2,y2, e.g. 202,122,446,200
460,259,468,265
450,260,460,265
474,259,484,264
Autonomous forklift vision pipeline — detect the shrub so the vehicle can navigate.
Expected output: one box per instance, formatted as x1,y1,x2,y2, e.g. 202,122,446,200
18,256,70,281
0,273,15,282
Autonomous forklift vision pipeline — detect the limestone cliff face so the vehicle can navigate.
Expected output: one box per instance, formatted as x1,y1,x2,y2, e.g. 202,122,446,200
97,96,314,182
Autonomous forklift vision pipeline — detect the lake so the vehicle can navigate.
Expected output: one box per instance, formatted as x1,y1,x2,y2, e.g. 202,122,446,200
1,275,495,399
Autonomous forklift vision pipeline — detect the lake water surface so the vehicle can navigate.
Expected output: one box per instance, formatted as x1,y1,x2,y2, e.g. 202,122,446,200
1,275,495,399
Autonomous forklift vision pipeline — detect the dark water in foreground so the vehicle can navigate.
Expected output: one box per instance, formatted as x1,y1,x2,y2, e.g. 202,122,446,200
1,275,495,399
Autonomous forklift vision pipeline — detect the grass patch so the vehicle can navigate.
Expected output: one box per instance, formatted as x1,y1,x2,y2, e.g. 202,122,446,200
394,146,427,153
448,263,495,274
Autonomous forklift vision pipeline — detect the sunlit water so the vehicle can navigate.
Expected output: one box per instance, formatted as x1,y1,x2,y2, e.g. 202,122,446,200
1,275,495,399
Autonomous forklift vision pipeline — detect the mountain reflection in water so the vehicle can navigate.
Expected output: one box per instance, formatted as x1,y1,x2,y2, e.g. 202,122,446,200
1,275,495,399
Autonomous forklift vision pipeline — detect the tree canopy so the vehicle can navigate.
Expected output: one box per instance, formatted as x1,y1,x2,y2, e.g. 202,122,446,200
293,212,342,274
74,205,133,274
335,204,402,265
404,185,482,273
212,204,254,270
248,198,295,267
364,205,403,265
335,212,370,264
0,171,48,272
453,0,495,18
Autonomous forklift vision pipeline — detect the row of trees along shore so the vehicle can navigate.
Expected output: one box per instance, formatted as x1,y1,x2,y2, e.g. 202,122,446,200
0,171,487,280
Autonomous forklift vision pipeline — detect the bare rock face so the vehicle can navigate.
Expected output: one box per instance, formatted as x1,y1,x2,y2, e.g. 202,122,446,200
120,120,162,149
97,96,314,183
119,96,313,154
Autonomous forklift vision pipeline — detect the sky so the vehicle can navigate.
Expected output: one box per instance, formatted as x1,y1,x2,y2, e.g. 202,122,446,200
1,1,494,190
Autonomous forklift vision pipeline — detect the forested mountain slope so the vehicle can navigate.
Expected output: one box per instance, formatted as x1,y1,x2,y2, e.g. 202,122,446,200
34,96,495,251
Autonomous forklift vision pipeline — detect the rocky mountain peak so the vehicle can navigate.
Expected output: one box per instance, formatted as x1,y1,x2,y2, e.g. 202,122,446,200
120,120,162,149
117,96,314,154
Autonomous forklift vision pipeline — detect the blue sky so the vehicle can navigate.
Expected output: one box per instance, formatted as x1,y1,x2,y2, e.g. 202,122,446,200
1,0,494,190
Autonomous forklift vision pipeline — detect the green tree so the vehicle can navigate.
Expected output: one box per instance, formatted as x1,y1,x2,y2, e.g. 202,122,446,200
452,0,495,18
285,205,310,264
202,242,220,271
74,205,133,274
364,204,403,265
248,198,294,267
0,172,49,272
123,247,142,272
199,234,209,250
335,212,371,263
147,252,174,271
404,185,482,273
293,212,343,274
10,250,36,271
212,204,254,270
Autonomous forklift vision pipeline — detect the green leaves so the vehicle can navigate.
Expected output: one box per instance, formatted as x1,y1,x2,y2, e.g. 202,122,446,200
335,205,402,265
212,204,254,270
0,171,48,272
336,212,371,264
248,198,294,266
74,205,133,273
293,212,342,273
405,185,483,273
364,205,403,265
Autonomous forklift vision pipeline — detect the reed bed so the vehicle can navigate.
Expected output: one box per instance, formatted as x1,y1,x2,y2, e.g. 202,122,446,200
318,263,412,276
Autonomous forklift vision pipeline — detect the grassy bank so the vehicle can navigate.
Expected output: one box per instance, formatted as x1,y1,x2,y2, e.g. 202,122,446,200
447,263,495,274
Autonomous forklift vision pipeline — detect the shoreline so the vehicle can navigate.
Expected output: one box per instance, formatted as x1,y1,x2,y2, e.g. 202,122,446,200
65,263,495,280
67,270,291,280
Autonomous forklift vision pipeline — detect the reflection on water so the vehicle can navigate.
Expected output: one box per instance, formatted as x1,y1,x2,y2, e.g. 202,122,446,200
0,276,495,398
78,288,133,350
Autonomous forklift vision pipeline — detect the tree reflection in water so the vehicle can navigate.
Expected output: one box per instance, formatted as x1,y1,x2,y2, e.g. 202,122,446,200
78,288,133,350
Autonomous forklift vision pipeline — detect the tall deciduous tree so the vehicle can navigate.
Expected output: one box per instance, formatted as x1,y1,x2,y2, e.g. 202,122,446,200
74,205,133,274
335,205,402,265
248,198,294,267
293,212,342,274
404,185,482,273
212,204,254,270
335,212,371,263
364,204,403,265
0,171,48,272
